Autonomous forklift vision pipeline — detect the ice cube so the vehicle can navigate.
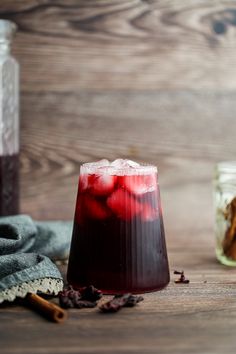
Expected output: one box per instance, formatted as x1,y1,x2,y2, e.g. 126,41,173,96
126,160,140,168
141,203,159,221
93,159,110,168
119,175,156,195
79,174,88,192
90,174,117,196
107,188,142,220
83,195,111,220
110,159,126,167
81,159,110,174
111,159,140,168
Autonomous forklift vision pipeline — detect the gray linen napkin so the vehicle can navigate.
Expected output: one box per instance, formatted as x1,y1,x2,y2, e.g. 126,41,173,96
0,215,72,303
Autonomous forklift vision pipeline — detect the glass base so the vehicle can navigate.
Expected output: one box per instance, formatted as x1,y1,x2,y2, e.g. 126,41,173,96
99,283,169,295
70,281,169,295
216,249,236,266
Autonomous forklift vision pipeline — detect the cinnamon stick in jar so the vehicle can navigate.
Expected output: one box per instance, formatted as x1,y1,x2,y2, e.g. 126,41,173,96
25,293,67,323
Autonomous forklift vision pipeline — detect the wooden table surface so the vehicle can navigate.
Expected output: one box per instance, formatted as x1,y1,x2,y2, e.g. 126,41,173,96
2,244,236,354
2,0,236,353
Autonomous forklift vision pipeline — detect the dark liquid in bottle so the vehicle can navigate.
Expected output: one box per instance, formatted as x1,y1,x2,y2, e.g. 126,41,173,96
67,170,170,294
0,153,19,216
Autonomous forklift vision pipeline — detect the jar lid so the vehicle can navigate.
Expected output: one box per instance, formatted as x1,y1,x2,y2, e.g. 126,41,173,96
216,161,236,174
0,20,17,41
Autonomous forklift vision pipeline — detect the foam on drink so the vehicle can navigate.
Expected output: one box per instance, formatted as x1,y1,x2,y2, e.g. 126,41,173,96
81,159,157,176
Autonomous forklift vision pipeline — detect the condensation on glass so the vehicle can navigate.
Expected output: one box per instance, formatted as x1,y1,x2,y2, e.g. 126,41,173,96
214,162,236,266
0,20,19,216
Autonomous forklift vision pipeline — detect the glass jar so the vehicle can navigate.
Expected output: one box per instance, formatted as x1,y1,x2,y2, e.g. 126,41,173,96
0,20,19,216
214,162,236,266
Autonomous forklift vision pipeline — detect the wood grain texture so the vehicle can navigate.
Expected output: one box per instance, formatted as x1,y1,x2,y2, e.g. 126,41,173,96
1,0,236,91
19,90,236,245
1,0,236,353
3,88,236,352
1,257,236,354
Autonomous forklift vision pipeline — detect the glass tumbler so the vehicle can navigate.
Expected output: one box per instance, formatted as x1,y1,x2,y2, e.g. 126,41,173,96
0,20,19,216
67,159,170,294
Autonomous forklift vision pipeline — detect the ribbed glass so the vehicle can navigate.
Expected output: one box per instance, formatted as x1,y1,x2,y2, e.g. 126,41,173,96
67,160,170,293
0,20,19,216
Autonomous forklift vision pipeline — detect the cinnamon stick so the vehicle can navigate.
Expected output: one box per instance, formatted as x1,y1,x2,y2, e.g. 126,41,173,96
223,197,236,259
25,293,67,323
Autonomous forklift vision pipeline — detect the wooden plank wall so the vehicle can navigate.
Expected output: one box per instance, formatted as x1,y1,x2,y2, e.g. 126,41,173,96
0,0,236,250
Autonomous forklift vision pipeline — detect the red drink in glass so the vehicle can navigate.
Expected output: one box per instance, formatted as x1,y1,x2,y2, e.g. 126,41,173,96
67,159,169,294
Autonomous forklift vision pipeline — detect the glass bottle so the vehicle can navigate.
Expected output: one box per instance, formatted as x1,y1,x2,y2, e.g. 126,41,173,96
214,162,236,266
0,20,19,216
